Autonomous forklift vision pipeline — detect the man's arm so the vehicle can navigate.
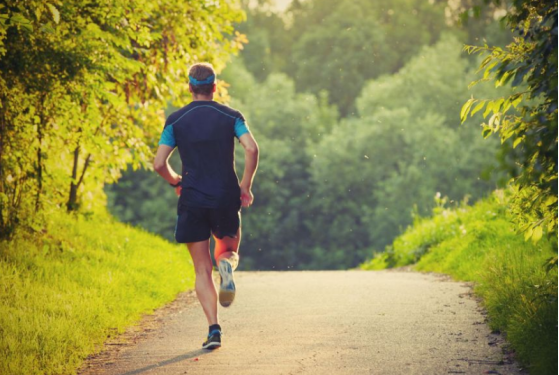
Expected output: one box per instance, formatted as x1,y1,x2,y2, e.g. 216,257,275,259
238,132,259,207
153,145,182,196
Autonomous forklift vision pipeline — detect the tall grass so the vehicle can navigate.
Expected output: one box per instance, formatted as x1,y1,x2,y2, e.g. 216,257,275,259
361,191,558,375
0,211,194,375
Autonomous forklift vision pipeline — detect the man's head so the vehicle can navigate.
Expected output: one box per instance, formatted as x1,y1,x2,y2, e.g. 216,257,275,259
188,63,216,98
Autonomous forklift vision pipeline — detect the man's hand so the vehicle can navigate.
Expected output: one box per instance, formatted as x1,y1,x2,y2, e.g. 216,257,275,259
241,186,254,207
175,186,182,197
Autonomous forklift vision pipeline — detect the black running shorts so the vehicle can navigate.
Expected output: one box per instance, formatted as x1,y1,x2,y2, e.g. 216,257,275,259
175,205,241,243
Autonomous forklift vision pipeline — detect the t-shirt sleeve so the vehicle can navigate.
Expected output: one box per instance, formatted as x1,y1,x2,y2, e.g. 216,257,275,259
234,116,250,139
158,125,176,148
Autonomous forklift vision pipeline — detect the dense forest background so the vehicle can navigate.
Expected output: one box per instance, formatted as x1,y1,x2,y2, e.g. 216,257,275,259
106,0,517,270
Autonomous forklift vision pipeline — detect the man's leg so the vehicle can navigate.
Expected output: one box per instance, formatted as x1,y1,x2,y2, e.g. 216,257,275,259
214,228,241,269
214,229,241,307
187,240,218,325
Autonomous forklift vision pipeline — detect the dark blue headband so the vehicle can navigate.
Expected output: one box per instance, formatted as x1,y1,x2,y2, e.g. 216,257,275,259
189,75,215,85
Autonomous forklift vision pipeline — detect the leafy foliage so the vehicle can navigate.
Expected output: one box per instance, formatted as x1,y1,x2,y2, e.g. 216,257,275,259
362,191,558,375
237,0,513,116
238,0,449,115
106,167,179,239
0,0,245,238
460,0,558,243
308,35,506,261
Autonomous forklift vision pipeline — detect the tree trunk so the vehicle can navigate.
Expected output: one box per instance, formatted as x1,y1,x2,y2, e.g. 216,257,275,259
0,95,7,236
67,145,91,212
35,132,43,211
67,145,80,212
35,99,45,211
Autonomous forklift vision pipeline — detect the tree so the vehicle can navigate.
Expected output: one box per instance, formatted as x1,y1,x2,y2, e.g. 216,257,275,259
0,0,246,238
461,0,558,243
309,35,506,261
236,0,449,116
228,72,339,269
287,0,448,115
236,0,290,82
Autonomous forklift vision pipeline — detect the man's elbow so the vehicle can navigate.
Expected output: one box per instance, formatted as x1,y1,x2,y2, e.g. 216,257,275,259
153,159,165,173
246,144,259,156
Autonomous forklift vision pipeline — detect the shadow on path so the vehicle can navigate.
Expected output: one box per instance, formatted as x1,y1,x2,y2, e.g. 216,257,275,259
120,349,210,375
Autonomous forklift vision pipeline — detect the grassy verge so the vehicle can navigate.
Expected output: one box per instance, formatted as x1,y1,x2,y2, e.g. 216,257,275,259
361,191,558,375
0,211,194,375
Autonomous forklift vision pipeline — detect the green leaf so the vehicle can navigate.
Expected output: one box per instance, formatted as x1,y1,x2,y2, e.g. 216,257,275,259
478,56,492,71
483,101,494,118
40,23,56,34
502,98,512,113
532,226,543,243
471,101,486,116
47,4,60,24
460,98,475,123
467,78,484,89
524,226,533,241
513,137,523,148
544,196,558,206
10,13,33,31
483,61,498,79
493,98,504,112
488,113,500,129
496,71,513,88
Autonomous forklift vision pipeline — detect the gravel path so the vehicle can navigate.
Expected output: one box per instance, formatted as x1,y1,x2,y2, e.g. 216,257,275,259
80,271,524,375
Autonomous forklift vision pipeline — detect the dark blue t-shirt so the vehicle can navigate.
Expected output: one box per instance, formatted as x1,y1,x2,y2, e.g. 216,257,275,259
159,100,250,209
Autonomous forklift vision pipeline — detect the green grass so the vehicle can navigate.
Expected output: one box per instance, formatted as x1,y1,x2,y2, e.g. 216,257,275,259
0,211,194,375
361,191,558,375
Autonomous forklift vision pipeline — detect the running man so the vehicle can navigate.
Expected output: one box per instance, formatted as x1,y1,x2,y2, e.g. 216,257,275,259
153,62,259,350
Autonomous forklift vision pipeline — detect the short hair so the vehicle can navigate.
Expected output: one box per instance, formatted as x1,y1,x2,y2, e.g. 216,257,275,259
188,63,216,96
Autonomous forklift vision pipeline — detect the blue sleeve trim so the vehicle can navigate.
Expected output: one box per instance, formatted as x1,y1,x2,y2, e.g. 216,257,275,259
234,118,250,139
159,125,176,148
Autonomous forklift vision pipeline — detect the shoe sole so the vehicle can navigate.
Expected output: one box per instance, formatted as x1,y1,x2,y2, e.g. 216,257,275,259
218,260,236,307
202,341,221,350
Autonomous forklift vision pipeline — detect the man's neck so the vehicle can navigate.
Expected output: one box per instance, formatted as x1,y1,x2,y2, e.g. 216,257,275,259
192,95,213,101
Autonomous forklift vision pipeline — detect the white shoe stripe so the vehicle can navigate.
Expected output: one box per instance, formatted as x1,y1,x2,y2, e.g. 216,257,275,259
203,341,221,349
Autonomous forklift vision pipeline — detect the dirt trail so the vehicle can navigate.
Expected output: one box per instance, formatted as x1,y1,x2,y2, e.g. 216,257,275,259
80,271,523,375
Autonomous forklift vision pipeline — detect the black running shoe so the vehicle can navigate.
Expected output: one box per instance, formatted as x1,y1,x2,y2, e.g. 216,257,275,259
202,329,222,350
218,259,236,307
